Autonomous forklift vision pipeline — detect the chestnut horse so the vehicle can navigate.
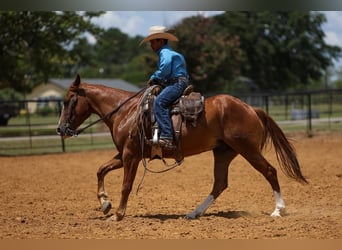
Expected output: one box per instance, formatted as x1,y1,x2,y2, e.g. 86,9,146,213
57,75,307,221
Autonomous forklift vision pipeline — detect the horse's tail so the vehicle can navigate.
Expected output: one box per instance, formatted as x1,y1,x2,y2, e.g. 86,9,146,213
254,108,308,184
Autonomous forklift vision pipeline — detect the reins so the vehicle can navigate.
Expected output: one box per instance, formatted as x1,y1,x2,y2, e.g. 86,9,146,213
134,86,184,194
75,86,147,136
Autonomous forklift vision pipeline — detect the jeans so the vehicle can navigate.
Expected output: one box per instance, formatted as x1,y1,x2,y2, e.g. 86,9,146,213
154,78,188,139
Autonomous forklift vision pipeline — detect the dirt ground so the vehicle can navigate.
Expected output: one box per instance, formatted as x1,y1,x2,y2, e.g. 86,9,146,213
0,132,341,239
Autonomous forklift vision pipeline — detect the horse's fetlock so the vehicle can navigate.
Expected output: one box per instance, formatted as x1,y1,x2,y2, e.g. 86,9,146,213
97,191,108,199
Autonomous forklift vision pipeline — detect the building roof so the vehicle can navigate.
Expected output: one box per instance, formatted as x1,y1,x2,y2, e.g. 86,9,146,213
49,78,141,92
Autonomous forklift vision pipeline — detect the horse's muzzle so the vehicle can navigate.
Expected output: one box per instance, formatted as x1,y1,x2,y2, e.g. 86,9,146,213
56,123,78,137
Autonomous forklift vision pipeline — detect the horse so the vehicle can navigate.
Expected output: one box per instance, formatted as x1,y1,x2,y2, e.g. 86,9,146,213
57,74,308,221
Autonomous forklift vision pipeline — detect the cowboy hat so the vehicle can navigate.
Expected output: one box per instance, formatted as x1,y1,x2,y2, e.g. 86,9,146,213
140,25,179,45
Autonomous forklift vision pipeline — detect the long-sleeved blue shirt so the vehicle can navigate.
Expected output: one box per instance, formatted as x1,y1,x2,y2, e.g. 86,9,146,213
150,45,189,83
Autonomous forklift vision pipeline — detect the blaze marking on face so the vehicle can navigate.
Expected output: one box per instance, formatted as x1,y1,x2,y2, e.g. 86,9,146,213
57,104,65,128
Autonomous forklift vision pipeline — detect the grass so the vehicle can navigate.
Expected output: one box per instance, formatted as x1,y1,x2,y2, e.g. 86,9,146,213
0,133,115,156
0,114,103,137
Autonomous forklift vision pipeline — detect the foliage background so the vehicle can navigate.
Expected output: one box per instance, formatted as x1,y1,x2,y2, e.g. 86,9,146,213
0,11,341,98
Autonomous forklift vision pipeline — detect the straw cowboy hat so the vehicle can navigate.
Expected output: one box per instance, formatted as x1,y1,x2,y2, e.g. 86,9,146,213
140,25,179,45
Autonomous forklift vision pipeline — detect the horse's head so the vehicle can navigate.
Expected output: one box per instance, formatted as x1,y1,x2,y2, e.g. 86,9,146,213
56,74,91,138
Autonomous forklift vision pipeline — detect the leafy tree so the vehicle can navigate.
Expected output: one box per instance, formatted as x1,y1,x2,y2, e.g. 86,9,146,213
94,28,130,69
121,53,151,86
214,11,342,91
163,15,244,93
75,28,150,84
66,37,98,77
0,11,104,93
332,66,342,88
0,88,24,101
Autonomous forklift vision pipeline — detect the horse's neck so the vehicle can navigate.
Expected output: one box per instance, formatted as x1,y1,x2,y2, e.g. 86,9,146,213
86,85,120,117
84,84,130,119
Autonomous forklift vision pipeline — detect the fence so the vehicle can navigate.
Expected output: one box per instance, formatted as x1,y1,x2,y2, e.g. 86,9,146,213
234,88,342,136
0,89,341,156
0,98,114,156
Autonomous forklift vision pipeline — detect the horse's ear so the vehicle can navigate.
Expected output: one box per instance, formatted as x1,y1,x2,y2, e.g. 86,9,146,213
73,74,81,88
69,74,81,92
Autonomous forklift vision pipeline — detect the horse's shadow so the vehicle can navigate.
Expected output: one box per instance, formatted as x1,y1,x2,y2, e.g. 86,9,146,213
90,207,250,221
132,210,250,221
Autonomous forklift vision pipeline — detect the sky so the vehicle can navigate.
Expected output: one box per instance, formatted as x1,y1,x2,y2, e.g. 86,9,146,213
90,11,342,69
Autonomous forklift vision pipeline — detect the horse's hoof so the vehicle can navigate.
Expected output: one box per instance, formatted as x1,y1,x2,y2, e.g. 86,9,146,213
184,212,199,220
102,201,112,215
271,207,286,217
114,212,124,221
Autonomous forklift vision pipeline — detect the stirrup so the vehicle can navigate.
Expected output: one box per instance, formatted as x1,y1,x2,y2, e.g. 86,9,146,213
158,138,175,150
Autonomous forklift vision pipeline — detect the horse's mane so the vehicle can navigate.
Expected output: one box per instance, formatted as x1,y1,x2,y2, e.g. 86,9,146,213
79,82,136,96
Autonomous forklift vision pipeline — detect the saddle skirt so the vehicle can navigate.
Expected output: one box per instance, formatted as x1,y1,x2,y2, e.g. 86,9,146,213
173,91,204,127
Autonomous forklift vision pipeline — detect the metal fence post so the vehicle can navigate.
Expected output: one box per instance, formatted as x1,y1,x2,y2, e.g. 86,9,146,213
24,100,33,148
60,136,65,152
285,94,289,120
264,95,269,114
57,100,66,152
307,93,312,137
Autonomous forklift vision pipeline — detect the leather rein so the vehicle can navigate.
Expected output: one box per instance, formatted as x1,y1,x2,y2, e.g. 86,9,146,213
74,86,147,136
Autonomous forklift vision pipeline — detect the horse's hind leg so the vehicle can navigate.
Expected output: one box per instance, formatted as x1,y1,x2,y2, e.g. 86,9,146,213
241,150,286,217
97,153,123,215
185,143,237,219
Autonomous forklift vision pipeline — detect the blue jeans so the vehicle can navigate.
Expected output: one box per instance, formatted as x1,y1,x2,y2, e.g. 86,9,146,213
154,78,188,139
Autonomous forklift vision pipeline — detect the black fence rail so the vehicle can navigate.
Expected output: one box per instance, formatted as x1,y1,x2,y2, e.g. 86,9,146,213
233,89,342,135
1,89,342,156
0,98,114,156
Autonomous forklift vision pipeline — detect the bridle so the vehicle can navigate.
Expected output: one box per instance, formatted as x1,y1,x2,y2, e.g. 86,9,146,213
61,86,147,137
59,92,79,137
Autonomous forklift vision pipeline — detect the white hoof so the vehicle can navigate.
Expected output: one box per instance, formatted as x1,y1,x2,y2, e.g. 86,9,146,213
185,195,214,219
184,211,199,220
271,207,286,217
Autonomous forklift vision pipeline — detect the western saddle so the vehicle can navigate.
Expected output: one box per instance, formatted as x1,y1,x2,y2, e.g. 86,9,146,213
139,84,204,163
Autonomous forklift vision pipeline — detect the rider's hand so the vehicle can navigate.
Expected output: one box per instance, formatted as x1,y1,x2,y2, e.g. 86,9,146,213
147,79,157,87
147,80,153,86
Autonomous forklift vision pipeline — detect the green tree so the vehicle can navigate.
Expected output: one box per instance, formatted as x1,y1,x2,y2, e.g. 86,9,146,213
332,66,342,88
0,11,104,93
121,53,151,86
76,27,150,85
66,37,98,77
139,15,245,94
215,11,342,91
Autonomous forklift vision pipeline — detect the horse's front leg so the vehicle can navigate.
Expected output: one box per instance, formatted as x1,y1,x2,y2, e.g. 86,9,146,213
97,153,123,215
113,155,140,221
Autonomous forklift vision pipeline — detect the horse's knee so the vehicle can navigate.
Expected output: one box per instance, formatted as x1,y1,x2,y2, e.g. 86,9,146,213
97,159,123,180
97,163,110,180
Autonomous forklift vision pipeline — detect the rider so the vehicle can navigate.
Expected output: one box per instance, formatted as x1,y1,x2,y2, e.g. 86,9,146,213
140,25,189,149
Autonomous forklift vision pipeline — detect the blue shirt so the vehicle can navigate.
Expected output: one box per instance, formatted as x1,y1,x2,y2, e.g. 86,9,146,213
150,45,189,83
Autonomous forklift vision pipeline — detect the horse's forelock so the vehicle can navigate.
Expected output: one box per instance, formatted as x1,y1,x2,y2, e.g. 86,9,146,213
69,84,79,93
69,85,85,96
